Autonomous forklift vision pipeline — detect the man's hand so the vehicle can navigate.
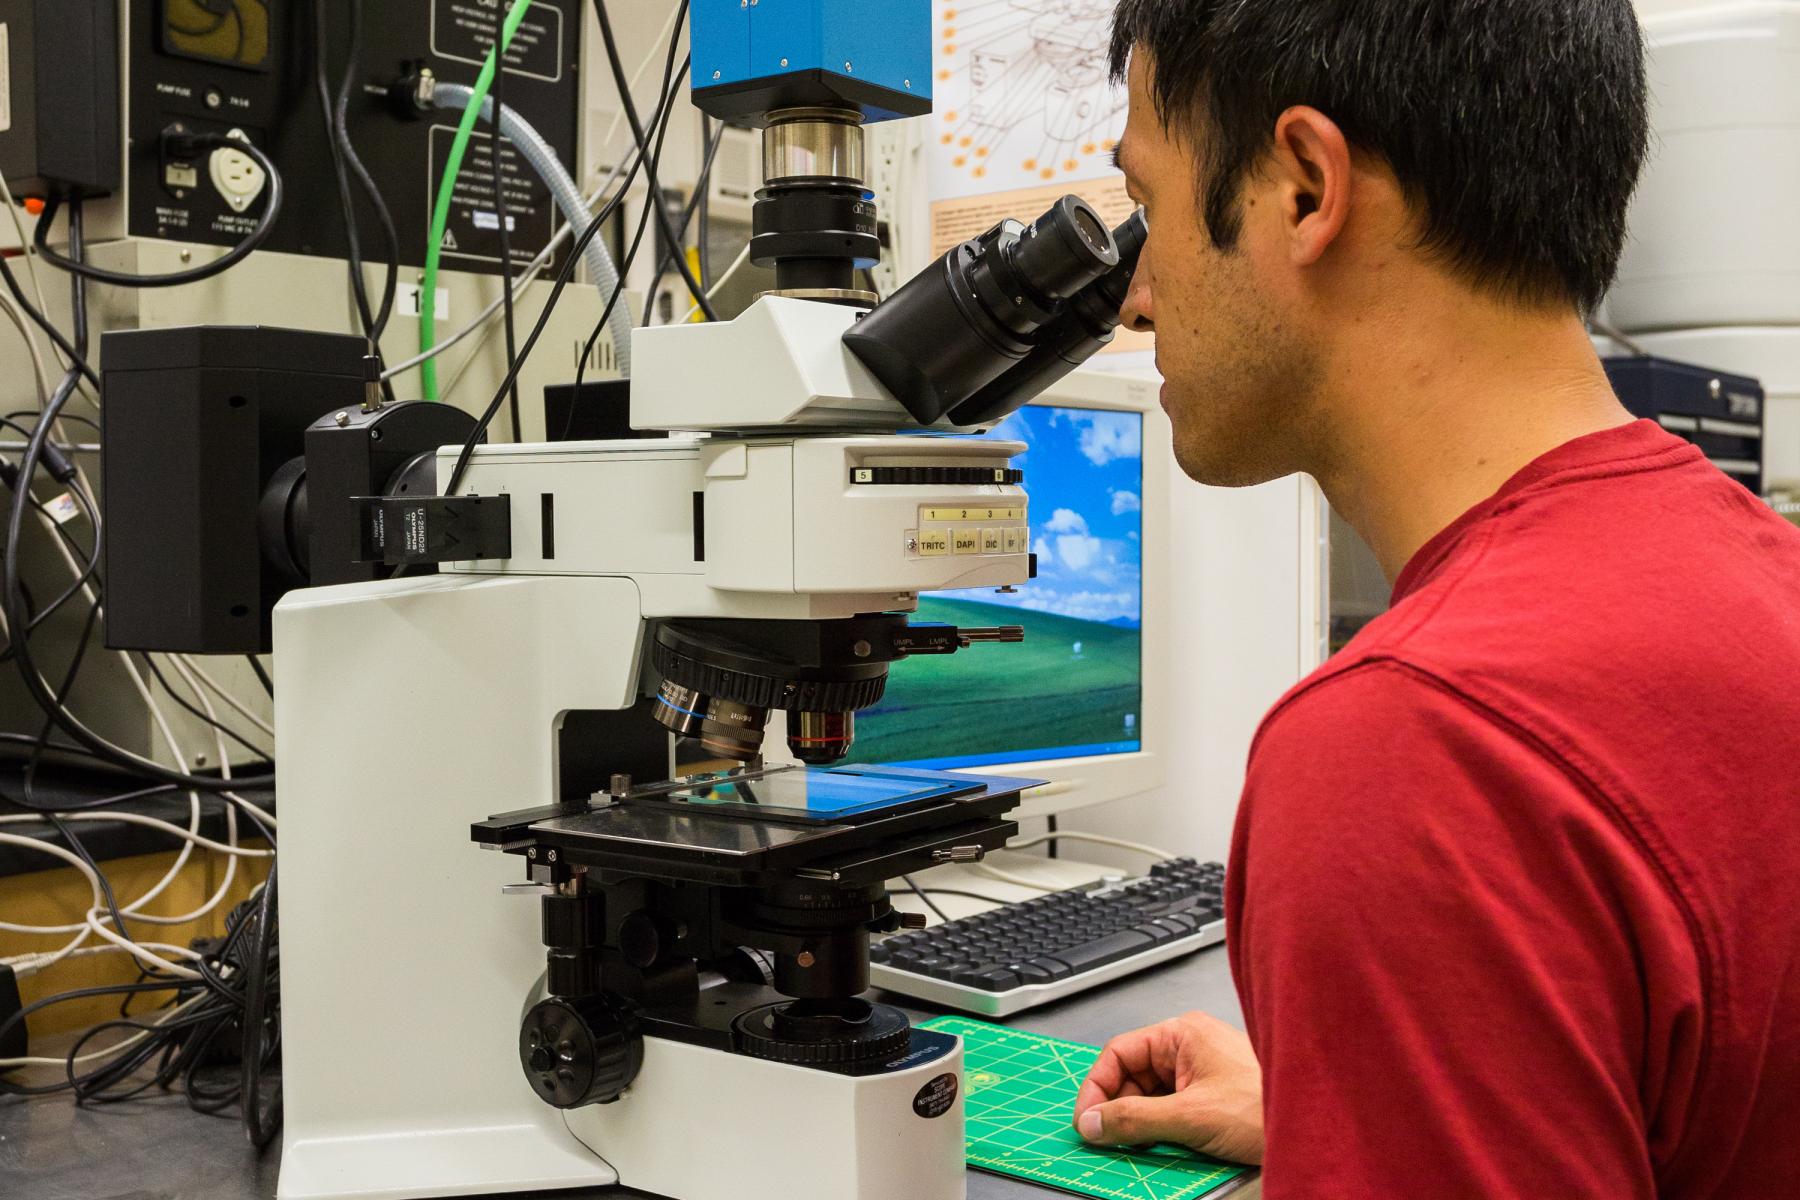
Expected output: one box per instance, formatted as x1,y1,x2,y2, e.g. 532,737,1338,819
1071,1011,1265,1164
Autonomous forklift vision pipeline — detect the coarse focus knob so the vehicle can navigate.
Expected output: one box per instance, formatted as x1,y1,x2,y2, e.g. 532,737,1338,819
519,995,643,1109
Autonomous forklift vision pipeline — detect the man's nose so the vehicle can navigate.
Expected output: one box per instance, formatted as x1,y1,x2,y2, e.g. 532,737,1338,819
1119,262,1153,333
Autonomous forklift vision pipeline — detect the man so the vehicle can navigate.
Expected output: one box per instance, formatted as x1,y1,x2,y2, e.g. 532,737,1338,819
1074,2,1800,1195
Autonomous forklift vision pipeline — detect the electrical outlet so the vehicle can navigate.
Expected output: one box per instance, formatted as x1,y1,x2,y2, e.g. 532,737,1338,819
209,128,268,214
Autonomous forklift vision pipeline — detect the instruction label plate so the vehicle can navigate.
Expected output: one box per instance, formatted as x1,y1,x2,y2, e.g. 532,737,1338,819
431,0,565,83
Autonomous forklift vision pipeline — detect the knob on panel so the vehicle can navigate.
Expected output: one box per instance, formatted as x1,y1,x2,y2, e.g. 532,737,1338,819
519,994,643,1109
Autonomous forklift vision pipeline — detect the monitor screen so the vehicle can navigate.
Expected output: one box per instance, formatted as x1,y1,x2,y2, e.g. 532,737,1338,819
852,404,1145,769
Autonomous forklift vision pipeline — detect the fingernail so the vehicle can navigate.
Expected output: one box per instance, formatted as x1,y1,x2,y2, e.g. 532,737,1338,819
1078,1110,1104,1142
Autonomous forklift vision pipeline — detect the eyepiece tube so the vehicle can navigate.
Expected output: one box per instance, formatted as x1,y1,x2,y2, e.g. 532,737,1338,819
844,194,1123,426
945,209,1149,428
1011,195,1120,300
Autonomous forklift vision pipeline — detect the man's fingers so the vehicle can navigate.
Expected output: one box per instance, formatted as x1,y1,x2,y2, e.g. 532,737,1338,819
1073,1071,1149,1129
1076,1094,1201,1150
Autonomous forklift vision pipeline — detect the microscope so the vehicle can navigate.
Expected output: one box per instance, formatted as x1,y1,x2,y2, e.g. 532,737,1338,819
270,4,1145,1199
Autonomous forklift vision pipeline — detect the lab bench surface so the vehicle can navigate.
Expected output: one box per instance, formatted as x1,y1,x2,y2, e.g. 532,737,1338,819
0,944,1257,1200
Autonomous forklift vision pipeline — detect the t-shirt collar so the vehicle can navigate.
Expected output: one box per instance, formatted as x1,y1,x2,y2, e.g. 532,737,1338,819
1390,419,1690,602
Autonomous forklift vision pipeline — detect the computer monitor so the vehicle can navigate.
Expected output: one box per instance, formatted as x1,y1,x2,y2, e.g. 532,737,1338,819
853,368,1170,822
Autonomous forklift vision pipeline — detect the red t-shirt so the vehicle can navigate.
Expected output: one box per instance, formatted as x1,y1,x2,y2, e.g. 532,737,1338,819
1228,420,1800,1198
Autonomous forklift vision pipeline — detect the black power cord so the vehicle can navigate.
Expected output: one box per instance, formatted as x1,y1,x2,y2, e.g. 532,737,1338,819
490,33,524,440
442,17,693,499
0,259,98,392
33,135,282,289
642,118,726,323
697,114,715,291
592,0,718,322
567,52,690,434
558,63,690,441
246,656,274,698
313,0,399,405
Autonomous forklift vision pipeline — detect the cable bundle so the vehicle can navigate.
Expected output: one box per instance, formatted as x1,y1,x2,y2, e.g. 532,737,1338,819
0,868,281,1146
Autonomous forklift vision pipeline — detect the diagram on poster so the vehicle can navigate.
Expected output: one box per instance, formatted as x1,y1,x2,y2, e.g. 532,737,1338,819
929,0,1128,198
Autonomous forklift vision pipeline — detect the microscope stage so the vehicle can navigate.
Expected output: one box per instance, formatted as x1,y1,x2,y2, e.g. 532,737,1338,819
483,765,1038,886
637,764,986,823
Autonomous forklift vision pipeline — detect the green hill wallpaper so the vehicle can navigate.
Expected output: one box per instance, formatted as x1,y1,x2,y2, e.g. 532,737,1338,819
852,595,1142,766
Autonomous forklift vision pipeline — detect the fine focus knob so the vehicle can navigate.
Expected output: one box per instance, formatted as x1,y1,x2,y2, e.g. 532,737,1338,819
519,995,643,1109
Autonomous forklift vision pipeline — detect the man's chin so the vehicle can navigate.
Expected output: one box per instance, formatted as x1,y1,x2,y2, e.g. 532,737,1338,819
1173,437,1290,489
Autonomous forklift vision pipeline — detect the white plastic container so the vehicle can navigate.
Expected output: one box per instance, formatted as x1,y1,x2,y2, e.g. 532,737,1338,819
1610,3,1800,331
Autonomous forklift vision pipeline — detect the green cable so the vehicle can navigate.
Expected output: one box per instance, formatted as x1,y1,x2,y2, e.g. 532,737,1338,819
420,0,534,400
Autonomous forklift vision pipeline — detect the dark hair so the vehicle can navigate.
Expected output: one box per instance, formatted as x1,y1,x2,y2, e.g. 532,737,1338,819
1109,0,1648,312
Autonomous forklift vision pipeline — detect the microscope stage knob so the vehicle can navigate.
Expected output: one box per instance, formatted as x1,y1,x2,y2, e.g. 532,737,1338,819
519,995,644,1109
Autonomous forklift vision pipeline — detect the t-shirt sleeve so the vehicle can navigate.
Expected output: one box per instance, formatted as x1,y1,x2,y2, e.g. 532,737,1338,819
1230,660,1692,1199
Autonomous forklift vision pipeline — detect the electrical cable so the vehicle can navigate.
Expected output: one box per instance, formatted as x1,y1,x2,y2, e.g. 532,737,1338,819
313,0,397,405
443,34,691,497
697,115,715,291
901,874,949,922
592,0,717,322
564,47,690,439
245,655,274,698
388,3,681,386
1590,316,1648,356
335,0,400,341
32,139,282,289
974,863,1061,892
180,657,274,738
1005,830,1177,861
642,118,725,324
489,36,524,439
139,655,272,763
428,71,674,396
0,255,97,392
677,241,751,324
0,288,55,406
420,0,534,400
911,887,1017,906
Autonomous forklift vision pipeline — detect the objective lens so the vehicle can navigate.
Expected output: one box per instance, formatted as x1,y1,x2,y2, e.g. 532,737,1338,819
651,680,769,761
788,711,855,765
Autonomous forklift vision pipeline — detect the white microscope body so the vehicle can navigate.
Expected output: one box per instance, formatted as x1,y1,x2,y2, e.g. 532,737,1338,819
272,299,1033,1200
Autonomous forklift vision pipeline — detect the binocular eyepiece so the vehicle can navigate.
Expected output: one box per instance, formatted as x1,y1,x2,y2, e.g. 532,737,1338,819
844,197,1148,428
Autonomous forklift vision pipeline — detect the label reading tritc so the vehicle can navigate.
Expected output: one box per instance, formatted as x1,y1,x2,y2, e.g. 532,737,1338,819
913,1072,959,1119
911,504,1027,560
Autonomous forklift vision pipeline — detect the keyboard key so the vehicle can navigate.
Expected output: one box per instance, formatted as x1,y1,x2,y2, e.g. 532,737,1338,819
1134,922,1176,945
1046,929,1155,972
969,968,1022,992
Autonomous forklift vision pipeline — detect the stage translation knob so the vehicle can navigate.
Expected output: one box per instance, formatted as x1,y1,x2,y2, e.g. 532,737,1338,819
519,995,643,1109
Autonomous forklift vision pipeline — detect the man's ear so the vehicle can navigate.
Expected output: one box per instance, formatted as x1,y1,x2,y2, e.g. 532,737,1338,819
1268,106,1353,266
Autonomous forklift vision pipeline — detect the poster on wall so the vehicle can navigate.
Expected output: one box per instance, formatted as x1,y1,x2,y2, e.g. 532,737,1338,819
926,0,1149,353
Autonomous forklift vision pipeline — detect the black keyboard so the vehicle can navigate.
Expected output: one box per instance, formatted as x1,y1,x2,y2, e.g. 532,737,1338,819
870,858,1227,1016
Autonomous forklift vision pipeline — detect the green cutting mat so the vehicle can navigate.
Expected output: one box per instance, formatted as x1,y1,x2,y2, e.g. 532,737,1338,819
923,1017,1252,1200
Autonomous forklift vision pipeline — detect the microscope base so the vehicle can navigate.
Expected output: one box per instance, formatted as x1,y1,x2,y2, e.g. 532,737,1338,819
569,1030,968,1200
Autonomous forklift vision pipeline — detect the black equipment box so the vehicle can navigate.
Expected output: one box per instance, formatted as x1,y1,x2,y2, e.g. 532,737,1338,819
20,1,583,277
101,325,366,654
0,0,122,196
1603,355,1765,494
